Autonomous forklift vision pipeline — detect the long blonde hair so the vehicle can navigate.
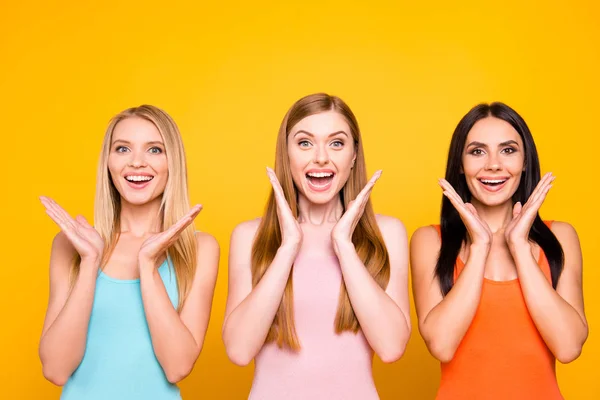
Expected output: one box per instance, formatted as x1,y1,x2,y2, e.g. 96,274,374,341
71,105,197,311
251,93,390,350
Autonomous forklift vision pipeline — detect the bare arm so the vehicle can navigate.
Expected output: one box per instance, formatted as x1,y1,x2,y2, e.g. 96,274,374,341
39,233,99,386
222,168,303,366
512,221,587,363
38,198,105,386
222,220,299,366
140,232,220,383
410,226,489,362
335,215,411,363
504,173,587,363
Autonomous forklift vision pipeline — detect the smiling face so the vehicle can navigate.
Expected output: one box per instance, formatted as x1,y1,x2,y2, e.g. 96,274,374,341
287,110,356,204
462,116,526,207
107,117,169,206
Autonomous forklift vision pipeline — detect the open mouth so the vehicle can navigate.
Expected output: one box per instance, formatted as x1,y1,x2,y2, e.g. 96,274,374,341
478,177,509,191
125,175,154,187
306,171,335,192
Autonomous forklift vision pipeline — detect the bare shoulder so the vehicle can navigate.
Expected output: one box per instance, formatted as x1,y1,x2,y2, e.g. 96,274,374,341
549,221,581,259
411,225,440,247
375,214,407,239
231,218,262,239
49,231,77,269
549,221,579,243
410,225,441,263
229,218,262,254
195,231,219,252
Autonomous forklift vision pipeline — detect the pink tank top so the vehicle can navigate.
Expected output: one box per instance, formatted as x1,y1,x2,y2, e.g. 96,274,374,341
249,230,378,400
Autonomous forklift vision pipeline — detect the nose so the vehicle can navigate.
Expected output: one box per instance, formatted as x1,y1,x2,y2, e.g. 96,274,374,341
313,144,330,165
128,150,148,168
485,153,502,171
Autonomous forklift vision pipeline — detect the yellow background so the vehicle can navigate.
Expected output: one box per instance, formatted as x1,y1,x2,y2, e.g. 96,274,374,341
1,1,598,398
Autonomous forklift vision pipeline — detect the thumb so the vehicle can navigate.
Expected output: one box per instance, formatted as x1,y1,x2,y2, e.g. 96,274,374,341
512,202,522,218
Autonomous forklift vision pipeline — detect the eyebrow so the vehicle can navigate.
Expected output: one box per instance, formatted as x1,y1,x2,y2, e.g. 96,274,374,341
112,139,165,146
293,130,349,138
466,140,520,148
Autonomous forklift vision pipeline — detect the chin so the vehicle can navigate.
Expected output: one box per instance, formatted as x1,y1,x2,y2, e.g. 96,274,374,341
118,190,162,206
297,184,340,205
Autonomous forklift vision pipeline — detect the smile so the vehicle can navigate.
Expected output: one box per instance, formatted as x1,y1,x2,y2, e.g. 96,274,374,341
477,177,509,192
305,170,335,192
124,174,154,189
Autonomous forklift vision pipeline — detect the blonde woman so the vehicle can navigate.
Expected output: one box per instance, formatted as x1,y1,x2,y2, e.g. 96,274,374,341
39,105,219,400
223,93,411,399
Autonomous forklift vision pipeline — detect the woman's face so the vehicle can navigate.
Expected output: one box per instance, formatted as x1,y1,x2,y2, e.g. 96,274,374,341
287,111,356,205
108,117,169,206
461,116,525,207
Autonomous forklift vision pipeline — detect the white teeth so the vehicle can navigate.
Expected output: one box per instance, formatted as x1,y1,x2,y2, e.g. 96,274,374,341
307,172,333,178
480,179,507,184
125,175,153,182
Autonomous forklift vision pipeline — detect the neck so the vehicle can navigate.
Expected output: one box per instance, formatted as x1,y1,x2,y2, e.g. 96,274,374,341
471,198,514,234
297,193,344,225
119,196,163,237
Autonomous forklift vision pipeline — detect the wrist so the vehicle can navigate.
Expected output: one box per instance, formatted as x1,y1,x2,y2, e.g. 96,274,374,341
279,240,302,256
80,257,101,271
332,238,355,257
469,242,491,257
508,240,531,254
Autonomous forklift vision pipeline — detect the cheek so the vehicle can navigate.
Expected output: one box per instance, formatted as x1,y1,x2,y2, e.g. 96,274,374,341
107,156,122,179
461,157,481,178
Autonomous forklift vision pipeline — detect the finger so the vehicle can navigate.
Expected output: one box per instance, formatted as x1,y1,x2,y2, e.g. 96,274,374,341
162,206,203,240
354,170,382,207
43,200,76,231
45,198,78,230
267,167,286,202
438,179,463,203
527,173,553,205
442,190,472,219
267,167,294,216
523,174,554,213
75,215,93,229
45,209,84,246
512,202,522,219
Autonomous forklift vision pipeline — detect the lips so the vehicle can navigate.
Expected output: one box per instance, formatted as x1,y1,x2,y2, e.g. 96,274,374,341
124,174,154,189
477,177,509,193
305,170,335,192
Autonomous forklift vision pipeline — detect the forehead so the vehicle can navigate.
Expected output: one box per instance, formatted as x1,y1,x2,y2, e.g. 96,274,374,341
466,116,523,146
289,110,350,137
112,117,163,143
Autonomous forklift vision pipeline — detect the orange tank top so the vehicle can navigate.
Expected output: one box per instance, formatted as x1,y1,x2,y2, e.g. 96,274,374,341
434,223,563,400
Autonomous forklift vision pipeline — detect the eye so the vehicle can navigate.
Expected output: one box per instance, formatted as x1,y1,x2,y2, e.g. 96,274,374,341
469,148,484,156
115,146,129,153
148,147,163,154
501,147,516,154
330,140,344,148
298,140,312,148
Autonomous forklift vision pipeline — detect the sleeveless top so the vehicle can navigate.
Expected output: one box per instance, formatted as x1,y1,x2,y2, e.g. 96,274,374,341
61,259,181,400
434,223,563,400
249,233,379,400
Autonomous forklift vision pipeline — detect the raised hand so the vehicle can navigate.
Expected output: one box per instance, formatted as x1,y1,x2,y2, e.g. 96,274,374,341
439,179,492,246
505,172,554,247
138,204,202,268
267,167,302,249
40,196,104,264
331,170,382,253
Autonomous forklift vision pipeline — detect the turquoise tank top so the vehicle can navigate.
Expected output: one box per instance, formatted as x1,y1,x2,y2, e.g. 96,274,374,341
61,259,181,400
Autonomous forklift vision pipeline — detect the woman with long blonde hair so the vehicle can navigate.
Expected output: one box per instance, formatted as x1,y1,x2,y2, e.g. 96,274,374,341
39,105,219,399
223,93,411,399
